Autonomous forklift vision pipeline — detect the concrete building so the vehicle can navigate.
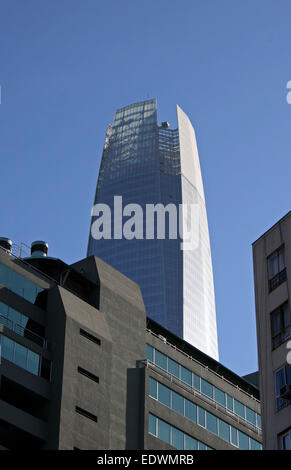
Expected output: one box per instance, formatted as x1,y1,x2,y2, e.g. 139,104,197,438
0,239,262,450
253,211,291,450
88,99,219,360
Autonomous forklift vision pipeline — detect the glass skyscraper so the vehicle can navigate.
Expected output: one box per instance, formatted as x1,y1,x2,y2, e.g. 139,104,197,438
88,99,219,360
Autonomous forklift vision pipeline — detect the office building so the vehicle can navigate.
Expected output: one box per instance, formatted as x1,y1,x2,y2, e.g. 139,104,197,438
0,238,261,449
253,211,291,449
88,99,218,360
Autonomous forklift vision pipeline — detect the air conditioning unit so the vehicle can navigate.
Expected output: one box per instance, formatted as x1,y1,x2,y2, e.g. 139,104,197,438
280,384,291,400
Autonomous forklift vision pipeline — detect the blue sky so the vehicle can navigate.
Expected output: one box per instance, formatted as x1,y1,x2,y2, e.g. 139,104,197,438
0,0,291,376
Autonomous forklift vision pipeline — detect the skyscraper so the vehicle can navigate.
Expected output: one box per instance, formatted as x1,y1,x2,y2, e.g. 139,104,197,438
88,99,219,360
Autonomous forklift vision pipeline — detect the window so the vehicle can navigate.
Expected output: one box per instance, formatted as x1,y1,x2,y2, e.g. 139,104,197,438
172,391,184,415
234,399,245,419
275,365,291,411
271,302,291,349
268,246,286,292
75,406,97,423
206,411,218,435
0,263,44,303
158,382,170,407
80,329,101,346
78,366,99,384
201,378,213,399
214,387,226,407
279,429,291,450
0,334,40,376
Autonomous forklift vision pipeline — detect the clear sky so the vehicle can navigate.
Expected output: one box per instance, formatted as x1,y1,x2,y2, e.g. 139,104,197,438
0,0,291,376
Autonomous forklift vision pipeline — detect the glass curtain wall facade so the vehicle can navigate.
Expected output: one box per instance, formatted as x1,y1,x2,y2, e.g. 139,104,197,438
88,99,219,360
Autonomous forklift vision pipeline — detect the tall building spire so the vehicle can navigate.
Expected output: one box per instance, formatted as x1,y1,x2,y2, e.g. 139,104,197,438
88,99,219,360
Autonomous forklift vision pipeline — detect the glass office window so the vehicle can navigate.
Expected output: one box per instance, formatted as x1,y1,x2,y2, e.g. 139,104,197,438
155,350,167,371
201,378,213,399
198,407,205,427
158,382,171,407
158,419,170,444
250,438,262,450
246,407,256,426
238,431,249,450
149,377,157,399
0,263,44,303
257,414,261,429
172,427,184,450
214,387,226,407
172,391,184,415
1,335,14,361
198,442,206,450
219,419,230,442
193,373,200,391
231,427,238,447
148,414,157,435
234,399,245,419
185,435,197,450
168,358,179,378
0,334,40,376
227,394,233,411
181,366,192,386
146,344,154,362
206,411,218,435
14,342,27,369
185,399,196,422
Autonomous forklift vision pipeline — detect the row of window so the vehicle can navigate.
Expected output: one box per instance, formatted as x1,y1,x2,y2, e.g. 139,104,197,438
149,378,262,450
146,344,261,429
0,334,51,380
148,413,212,450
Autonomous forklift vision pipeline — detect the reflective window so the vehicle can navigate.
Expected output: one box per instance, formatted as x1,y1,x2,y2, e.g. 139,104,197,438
185,400,196,423
172,391,184,415
158,382,171,407
214,387,226,407
234,399,245,419
206,411,218,435
149,377,157,399
158,419,170,444
0,334,39,376
219,420,230,442
172,427,184,450
155,350,167,370
146,345,262,430
0,263,44,303
148,414,156,436
148,413,211,450
201,378,213,399
148,378,262,450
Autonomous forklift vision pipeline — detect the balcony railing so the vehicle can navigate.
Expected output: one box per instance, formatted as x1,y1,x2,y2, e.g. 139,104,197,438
0,314,47,349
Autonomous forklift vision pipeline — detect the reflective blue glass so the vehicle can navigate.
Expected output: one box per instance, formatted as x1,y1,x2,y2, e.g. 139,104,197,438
198,406,205,427
231,427,238,447
234,399,245,419
185,399,196,422
185,435,197,450
149,378,157,399
168,358,179,378
238,431,249,450
158,419,170,444
206,411,218,435
0,263,44,303
158,383,171,407
146,344,154,362
214,387,226,407
148,414,157,436
172,427,184,450
194,373,200,391
219,419,230,442
246,407,256,426
181,366,192,386
155,350,167,370
201,378,213,399
172,391,184,415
